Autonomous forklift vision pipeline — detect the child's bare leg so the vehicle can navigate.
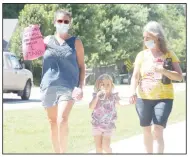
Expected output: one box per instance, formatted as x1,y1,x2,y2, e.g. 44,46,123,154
102,135,112,153
94,135,103,153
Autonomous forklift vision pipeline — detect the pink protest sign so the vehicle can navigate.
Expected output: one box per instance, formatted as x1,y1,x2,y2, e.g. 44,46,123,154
22,25,46,60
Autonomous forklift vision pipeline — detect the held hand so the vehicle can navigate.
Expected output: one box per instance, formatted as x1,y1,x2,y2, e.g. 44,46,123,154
72,87,83,101
96,90,106,99
43,36,51,45
77,90,83,100
129,94,137,104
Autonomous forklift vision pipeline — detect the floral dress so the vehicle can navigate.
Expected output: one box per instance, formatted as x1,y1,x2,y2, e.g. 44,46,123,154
91,93,119,131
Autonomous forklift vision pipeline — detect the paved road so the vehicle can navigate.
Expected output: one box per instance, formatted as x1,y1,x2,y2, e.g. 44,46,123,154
3,83,186,110
88,121,186,154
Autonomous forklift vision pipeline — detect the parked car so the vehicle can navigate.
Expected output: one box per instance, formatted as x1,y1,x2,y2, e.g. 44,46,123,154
113,73,132,85
3,51,33,100
121,73,132,84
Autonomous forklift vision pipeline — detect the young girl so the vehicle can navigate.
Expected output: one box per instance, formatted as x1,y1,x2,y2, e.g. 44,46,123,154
89,74,128,153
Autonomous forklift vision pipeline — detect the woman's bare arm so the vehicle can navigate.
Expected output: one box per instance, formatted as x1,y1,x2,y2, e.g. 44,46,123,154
162,62,183,81
75,39,85,89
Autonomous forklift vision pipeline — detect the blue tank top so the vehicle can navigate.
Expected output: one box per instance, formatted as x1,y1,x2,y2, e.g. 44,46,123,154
40,35,80,91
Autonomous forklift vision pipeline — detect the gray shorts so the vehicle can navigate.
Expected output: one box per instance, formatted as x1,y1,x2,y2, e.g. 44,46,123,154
40,86,73,108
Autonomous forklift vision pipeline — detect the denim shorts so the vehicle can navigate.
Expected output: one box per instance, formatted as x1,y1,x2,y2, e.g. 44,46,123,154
40,86,73,108
136,98,173,128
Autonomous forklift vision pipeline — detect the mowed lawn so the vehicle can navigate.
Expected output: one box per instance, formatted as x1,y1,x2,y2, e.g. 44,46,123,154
3,91,186,153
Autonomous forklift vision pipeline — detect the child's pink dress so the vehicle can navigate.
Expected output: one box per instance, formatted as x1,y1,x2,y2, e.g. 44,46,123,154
91,92,119,137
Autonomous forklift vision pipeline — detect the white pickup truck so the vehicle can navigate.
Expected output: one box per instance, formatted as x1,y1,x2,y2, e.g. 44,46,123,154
3,51,33,100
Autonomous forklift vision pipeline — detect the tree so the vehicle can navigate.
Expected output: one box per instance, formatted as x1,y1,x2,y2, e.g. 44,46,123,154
56,4,149,67
9,4,59,82
3,4,25,18
146,4,186,70
9,4,186,85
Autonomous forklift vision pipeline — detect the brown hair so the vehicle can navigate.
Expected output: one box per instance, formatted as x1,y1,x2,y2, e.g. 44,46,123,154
143,21,169,54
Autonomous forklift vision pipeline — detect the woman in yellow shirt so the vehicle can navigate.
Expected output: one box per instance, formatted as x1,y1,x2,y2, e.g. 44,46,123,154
129,21,183,153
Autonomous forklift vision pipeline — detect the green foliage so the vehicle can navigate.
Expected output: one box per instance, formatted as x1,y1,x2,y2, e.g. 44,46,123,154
3,4,25,18
146,4,186,63
6,4,186,84
9,26,22,57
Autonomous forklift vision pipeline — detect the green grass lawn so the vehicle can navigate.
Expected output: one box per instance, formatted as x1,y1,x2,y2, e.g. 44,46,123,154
3,91,186,154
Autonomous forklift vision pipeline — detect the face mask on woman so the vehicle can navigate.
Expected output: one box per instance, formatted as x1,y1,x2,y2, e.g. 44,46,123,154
144,40,155,49
55,23,70,34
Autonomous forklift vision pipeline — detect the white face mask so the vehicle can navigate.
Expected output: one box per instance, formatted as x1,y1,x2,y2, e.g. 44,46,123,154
144,40,155,49
55,23,70,34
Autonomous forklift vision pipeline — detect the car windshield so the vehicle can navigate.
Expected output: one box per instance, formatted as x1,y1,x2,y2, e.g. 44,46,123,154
9,55,21,69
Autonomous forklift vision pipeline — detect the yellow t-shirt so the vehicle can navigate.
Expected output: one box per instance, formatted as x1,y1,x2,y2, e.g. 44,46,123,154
135,49,180,100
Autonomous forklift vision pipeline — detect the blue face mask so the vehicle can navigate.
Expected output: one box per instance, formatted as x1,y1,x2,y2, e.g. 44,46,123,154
144,40,155,49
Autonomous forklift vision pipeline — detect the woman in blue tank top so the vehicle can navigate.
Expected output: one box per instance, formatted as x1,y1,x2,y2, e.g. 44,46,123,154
40,9,85,153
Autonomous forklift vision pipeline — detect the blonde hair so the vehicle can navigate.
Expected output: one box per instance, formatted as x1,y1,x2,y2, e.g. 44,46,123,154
94,74,114,93
143,21,168,54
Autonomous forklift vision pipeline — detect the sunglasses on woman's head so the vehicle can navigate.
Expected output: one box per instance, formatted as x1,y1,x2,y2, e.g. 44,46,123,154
57,20,70,24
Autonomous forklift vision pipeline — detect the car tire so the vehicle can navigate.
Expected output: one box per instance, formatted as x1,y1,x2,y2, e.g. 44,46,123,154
21,80,31,100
